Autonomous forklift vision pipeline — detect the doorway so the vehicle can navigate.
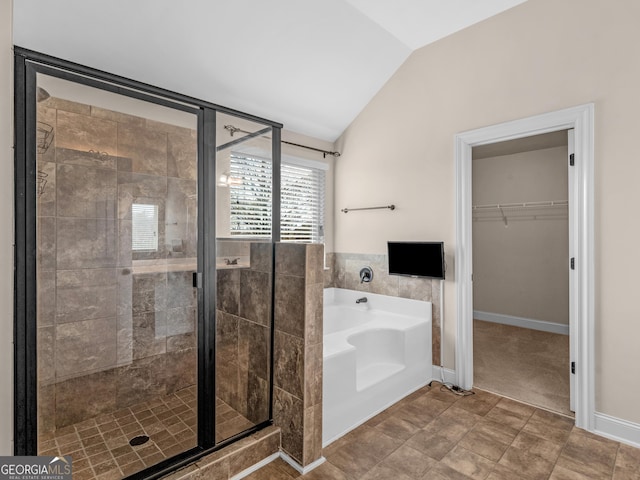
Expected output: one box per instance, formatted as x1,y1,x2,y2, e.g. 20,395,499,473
454,104,595,430
471,131,571,416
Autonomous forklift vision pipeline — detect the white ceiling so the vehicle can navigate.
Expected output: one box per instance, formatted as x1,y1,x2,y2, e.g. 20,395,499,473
343,0,528,50
13,0,527,142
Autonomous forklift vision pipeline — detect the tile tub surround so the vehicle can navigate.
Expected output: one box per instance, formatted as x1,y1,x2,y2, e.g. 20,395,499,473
246,383,640,480
274,243,324,468
36,97,198,435
325,252,442,365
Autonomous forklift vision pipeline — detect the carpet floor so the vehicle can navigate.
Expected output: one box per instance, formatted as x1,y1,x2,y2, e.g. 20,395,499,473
473,319,572,417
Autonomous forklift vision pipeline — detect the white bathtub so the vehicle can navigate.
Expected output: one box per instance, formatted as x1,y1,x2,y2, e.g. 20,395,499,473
322,288,432,446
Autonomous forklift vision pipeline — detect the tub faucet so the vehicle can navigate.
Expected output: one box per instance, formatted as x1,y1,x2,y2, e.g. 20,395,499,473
356,297,368,304
359,266,373,283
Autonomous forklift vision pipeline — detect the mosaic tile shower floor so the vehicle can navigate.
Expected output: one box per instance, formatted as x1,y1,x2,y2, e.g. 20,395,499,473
37,386,254,479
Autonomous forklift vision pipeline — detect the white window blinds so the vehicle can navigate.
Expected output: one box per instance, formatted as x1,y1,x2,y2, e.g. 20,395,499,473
281,163,325,243
229,152,325,243
230,153,273,237
132,203,159,251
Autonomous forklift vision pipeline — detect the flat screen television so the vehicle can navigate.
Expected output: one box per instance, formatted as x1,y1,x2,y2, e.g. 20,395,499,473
387,241,445,279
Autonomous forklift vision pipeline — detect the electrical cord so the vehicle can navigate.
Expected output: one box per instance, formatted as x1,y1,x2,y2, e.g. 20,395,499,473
428,380,475,396
435,257,474,397
440,383,475,397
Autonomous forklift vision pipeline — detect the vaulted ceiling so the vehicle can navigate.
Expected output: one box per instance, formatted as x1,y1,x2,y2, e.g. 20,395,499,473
13,0,527,141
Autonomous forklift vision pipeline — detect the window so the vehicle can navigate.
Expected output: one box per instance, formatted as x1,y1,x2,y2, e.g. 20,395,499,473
229,152,326,243
229,153,272,237
132,203,159,250
281,163,325,243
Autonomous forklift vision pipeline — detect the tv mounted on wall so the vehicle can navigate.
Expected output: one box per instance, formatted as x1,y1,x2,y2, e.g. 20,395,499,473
387,241,445,279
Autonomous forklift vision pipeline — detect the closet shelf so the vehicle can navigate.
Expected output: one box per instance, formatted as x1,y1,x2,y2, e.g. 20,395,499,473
472,200,568,226
472,200,568,211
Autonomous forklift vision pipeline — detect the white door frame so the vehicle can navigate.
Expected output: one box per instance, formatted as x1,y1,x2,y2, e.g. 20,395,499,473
454,104,595,430
567,128,577,412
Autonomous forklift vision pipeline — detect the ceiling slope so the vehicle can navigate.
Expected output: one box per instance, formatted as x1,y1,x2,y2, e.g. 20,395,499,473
13,0,527,141
343,0,529,50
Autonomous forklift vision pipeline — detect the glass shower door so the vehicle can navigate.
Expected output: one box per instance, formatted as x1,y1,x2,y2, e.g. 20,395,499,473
214,112,274,443
34,72,200,478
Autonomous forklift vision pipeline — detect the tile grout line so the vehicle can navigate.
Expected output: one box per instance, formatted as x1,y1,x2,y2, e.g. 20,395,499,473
489,400,536,478
483,400,535,478
610,442,622,479
548,427,584,480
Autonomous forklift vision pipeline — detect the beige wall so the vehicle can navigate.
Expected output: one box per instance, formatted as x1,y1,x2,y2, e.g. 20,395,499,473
334,0,640,423
1,0,13,455
472,147,569,324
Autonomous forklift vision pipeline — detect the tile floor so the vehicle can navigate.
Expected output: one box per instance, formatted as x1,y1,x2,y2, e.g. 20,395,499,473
474,320,572,416
246,382,640,480
38,386,255,479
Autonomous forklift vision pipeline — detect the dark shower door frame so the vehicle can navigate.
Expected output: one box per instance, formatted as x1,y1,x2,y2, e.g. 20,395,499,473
13,48,281,480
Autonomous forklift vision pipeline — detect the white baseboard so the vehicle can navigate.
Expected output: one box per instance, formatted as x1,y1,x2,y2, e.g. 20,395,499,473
232,452,325,479
432,366,457,386
593,412,640,449
474,310,569,335
279,451,326,474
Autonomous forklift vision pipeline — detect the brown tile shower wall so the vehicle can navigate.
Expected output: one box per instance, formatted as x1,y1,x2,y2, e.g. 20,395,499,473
215,241,272,424
325,252,441,365
273,243,323,467
36,98,198,433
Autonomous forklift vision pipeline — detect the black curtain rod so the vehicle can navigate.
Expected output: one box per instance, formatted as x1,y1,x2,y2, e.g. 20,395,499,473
281,139,340,158
224,125,341,158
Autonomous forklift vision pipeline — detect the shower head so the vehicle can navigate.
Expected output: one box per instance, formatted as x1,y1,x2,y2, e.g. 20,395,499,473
37,87,50,103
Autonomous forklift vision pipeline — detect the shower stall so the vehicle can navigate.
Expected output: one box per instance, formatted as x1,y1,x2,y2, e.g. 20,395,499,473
14,49,281,479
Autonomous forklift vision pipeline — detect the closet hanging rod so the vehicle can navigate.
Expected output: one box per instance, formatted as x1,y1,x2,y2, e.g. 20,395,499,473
472,200,568,210
223,124,341,158
341,204,395,214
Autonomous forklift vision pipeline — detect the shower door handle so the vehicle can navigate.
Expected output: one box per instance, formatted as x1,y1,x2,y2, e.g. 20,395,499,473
193,272,202,288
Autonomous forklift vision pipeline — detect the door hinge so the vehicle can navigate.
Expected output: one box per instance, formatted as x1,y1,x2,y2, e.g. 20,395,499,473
571,361,575,374
570,257,575,270
193,272,202,288
570,153,575,166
